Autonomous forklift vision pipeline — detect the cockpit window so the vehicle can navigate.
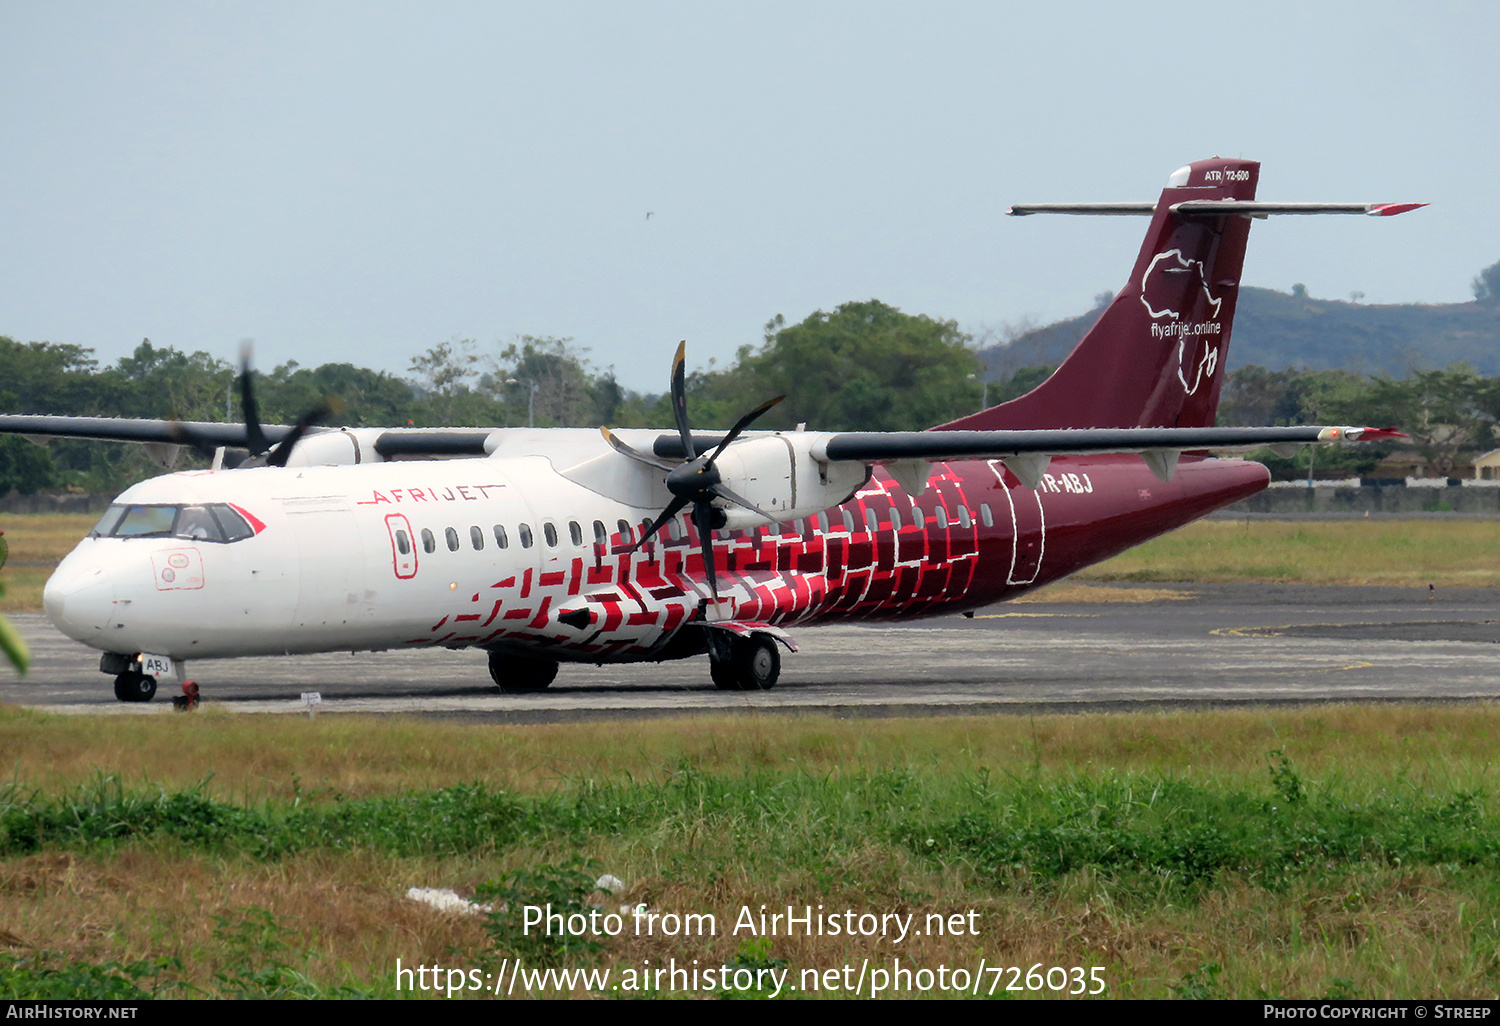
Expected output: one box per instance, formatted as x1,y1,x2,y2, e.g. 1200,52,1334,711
91,503,258,543
113,505,178,538
90,506,127,538
211,505,255,542
175,506,225,542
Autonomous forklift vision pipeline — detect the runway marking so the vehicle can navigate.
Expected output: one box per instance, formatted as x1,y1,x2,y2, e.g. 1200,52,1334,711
974,612,1100,619
1211,625,1288,637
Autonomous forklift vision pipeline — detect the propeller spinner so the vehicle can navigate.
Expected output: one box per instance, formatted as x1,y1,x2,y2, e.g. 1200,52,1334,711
601,340,783,602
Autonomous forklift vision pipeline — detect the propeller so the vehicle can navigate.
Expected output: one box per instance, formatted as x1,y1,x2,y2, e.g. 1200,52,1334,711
601,340,783,602
170,347,338,469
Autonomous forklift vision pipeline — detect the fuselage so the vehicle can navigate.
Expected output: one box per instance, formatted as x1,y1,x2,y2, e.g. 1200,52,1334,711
43,428,1269,666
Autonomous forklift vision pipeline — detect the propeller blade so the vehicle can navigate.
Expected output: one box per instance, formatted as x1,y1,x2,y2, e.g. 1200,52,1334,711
629,496,691,552
265,398,339,468
709,483,776,520
600,426,677,472
165,420,221,460
238,345,269,456
692,501,720,602
669,340,695,459
707,394,785,464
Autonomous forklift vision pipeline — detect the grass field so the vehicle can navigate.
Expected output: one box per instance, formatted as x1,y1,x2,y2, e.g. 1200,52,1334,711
3,513,1498,998
1075,519,1500,588
3,706,1500,999
0,514,96,612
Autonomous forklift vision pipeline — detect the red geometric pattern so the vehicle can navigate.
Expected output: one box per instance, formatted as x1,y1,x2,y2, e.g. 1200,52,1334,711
401,454,1264,661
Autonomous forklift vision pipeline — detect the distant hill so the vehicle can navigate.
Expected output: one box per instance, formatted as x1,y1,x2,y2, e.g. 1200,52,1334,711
981,288,1500,380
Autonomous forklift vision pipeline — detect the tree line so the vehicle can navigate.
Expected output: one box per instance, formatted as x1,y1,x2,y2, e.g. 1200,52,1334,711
3,299,1496,495
0,300,985,495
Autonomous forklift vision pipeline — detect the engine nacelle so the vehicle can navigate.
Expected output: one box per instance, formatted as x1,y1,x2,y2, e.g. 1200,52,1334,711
711,433,869,529
279,428,386,467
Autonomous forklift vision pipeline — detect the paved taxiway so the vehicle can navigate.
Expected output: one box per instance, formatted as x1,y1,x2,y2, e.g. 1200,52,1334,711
3,583,1496,721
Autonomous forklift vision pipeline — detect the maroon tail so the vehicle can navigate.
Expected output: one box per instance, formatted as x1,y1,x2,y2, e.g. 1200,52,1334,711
942,157,1260,432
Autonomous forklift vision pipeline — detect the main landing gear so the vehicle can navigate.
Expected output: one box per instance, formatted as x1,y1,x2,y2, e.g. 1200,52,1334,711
488,649,559,693
709,632,780,691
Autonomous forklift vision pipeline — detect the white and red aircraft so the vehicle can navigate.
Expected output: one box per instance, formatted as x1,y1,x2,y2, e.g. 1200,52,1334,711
1,158,1418,702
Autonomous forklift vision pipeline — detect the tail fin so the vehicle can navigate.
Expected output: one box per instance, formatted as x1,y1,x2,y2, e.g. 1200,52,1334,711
945,157,1260,431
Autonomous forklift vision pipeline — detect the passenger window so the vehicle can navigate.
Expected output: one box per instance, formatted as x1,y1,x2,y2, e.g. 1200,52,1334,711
593,521,607,545
445,527,460,551
817,512,830,532
174,506,225,542
519,524,533,548
569,521,583,546
957,506,972,529
470,525,484,550
936,507,949,529
842,509,855,533
421,528,436,553
666,520,679,542
544,523,558,547
864,508,878,533
395,530,411,555
794,518,805,535
494,524,509,548
617,519,631,541
890,507,902,530
980,503,994,528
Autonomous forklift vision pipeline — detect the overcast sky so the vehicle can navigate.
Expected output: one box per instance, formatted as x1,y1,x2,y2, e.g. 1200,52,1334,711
2,1,1494,394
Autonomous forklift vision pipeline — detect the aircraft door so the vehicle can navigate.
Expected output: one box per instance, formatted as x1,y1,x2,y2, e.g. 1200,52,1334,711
385,513,417,579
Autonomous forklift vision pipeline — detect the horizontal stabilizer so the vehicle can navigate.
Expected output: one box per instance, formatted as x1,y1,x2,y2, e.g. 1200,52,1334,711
1008,201,1427,218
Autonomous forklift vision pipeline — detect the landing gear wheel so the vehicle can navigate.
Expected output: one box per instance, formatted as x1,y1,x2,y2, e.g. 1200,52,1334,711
488,650,559,693
711,660,738,691
113,672,157,703
710,633,780,691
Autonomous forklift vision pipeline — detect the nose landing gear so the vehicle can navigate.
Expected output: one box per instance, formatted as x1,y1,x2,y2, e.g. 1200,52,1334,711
112,671,157,703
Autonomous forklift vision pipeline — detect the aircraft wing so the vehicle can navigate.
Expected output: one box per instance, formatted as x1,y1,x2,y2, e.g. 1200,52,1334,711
0,415,497,462
0,415,291,447
654,424,1404,488
812,425,1402,461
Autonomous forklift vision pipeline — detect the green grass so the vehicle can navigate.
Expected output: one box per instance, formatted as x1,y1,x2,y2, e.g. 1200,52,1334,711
4,706,1500,998
1079,519,1500,586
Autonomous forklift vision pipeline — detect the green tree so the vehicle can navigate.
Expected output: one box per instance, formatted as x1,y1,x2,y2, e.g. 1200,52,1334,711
691,301,982,431
989,365,1055,406
260,361,415,427
1335,364,1497,478
0,336,108,494
496,336,600,427
110,339,234,420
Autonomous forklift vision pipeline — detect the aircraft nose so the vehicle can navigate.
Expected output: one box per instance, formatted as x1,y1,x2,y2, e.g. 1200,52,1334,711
43,565,116,645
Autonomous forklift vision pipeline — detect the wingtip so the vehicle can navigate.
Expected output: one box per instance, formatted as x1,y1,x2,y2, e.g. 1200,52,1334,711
1368,202,1429,217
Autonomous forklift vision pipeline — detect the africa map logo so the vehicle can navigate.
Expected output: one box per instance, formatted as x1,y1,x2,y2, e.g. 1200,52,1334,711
1140,248,1224,396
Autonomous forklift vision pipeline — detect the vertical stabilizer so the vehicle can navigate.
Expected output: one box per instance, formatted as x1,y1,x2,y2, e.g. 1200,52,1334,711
943,157,1260,431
